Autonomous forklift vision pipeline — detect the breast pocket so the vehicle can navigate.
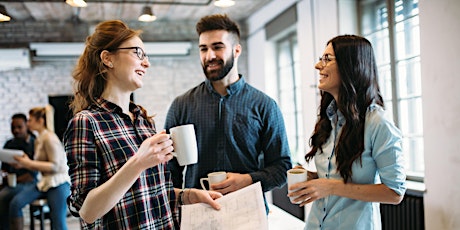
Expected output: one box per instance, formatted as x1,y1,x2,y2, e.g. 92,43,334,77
232,113,261,145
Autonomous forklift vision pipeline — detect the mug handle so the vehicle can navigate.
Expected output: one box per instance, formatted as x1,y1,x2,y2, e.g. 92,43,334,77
200,178,209,190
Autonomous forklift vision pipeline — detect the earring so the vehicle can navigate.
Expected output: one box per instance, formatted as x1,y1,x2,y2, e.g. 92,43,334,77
109,63,113,68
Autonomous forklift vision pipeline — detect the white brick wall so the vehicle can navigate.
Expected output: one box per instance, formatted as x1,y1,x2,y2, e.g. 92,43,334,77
0,42,248,145
0,61,74,144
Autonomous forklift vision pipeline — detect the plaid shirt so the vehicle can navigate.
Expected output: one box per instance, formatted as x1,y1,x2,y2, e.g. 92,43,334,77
64,98,178,229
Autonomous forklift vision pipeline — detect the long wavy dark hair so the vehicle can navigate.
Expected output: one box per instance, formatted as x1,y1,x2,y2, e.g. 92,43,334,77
305,35,384,182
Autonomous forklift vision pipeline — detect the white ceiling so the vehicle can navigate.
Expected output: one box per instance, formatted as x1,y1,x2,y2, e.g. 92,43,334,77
0,0,273,23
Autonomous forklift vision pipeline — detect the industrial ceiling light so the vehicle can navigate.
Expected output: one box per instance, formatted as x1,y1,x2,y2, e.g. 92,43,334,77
138,6,157,22
214,0,235,8
66,0,88,8
0,4,11,22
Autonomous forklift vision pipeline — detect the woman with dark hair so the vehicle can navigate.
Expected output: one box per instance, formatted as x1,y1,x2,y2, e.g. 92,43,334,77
63,20,221,229
288,35,406,229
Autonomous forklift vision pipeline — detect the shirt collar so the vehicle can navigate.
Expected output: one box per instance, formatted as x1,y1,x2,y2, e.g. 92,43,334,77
94,98,142,117
326,100,345,126
205,74,245,96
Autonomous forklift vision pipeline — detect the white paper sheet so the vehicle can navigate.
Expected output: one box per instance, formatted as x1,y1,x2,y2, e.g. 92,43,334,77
181,182,268,230
0,149,23,164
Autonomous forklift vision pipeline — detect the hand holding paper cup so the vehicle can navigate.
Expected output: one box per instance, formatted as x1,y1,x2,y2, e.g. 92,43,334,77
287,168,308,204
200,171,227,190
170,124,198,166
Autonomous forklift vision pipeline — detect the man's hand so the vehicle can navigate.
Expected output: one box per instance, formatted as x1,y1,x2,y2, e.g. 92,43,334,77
210,173,252,195
188,188,222,210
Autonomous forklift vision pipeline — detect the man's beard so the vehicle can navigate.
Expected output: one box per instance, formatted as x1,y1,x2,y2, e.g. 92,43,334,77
202,53,234,81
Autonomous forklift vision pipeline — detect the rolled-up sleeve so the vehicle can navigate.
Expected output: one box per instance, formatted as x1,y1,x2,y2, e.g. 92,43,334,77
63,113,99,211
369,111,407,196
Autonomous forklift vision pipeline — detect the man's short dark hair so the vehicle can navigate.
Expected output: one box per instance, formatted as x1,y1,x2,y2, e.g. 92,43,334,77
12,113,27,122
196,14,240,42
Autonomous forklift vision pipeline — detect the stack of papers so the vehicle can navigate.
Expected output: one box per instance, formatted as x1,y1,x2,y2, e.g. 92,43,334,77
181,182,268,230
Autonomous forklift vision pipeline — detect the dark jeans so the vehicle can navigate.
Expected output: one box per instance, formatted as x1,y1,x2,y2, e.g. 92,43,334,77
9,182,70,230
0,181,36,229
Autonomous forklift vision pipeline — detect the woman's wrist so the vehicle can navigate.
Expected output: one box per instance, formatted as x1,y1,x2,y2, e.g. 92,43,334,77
186,188,192,204
179,188,193,205
179,188,186,205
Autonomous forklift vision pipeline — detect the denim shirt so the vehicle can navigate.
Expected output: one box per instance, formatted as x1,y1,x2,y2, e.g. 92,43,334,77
305,101,406,230
164,75,292,192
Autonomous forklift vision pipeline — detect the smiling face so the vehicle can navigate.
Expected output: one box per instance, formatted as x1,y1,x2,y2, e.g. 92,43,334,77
103,36,150,93
315,43,341,101
199,30,240,81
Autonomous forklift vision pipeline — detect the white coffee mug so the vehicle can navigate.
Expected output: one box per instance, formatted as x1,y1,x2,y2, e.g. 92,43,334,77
287,168,308,204
200,171,227,190
7,173,17,188
170,124,198,166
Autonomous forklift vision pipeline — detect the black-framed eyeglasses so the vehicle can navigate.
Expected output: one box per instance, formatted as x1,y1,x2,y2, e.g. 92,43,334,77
319,54,336,67
112,46,149,61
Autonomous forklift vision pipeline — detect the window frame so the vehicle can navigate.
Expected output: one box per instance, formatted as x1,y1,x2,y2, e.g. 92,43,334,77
360,0,424,180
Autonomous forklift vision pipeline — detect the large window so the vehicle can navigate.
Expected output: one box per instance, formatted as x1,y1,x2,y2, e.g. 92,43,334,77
276,33,304,164
360,0,423,178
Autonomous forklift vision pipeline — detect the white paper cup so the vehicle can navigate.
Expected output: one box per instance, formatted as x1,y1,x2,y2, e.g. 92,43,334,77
170,124,198,166
7,173,17,188
200,171,227,190
287,168,307,203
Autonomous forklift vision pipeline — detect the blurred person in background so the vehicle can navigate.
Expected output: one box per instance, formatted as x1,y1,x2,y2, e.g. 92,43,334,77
0,113,37,229
12,106,70,230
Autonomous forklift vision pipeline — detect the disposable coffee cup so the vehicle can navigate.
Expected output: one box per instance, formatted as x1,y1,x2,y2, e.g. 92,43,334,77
287,168,307,203
170,124,198,166
7,173,17,188
200,171,227,190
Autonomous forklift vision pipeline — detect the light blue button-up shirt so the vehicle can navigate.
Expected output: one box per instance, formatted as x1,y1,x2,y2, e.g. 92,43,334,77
305,101,406,230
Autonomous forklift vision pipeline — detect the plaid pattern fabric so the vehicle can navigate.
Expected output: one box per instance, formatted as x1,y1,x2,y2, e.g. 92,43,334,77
64,98,178,229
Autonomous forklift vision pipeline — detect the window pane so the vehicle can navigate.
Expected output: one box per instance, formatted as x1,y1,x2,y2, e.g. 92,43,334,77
279,67,294,91
276,34,302,163
397,57,422,98
361,0,388,35
368,30,391,66
399,97,423,175
395,17,420,59
395,0,419,23
377,64,392,101
399,97,423,135
278,40,291,68
402,136,424,174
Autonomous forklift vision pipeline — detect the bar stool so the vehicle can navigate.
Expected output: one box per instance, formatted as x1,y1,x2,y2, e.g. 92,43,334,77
29,199,52,230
